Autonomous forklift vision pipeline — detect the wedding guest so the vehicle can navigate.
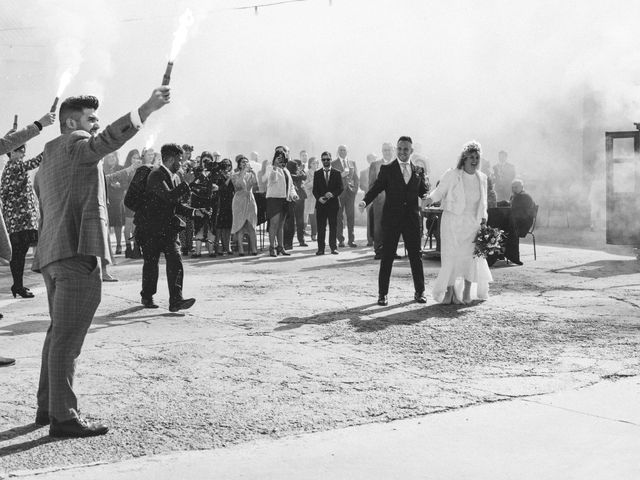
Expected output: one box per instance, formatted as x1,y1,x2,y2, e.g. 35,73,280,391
493,150,516,202
361,153,377,247
178,144,195,255
138,143,203,311
303,156,319,241
213,158,234,255
103,152,126,255
332,145,358,247
102,152,141,281
424,140,493,304
265,146,297,257
231,154,258,255
487,176,497,208
313,152,343,255
369,142,395,259
0,112,56,366
0,144,42,298
34,88,169,437
190,152,218,257
509,179,536,265
284,157,308,249
123,149,142,258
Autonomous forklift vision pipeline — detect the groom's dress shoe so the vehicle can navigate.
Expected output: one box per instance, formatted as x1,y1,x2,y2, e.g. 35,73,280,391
414,292,427,303
377,295,388,306
141,297,159,309
169,298,196,313
49,417,109,438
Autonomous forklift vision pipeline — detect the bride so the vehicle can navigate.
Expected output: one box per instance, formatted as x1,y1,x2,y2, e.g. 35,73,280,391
423,141,492,304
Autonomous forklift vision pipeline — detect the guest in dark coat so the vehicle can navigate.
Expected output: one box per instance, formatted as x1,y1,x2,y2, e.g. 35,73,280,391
510,179,536,237
137,143,205,312
213,158,235,255
313,152,344,255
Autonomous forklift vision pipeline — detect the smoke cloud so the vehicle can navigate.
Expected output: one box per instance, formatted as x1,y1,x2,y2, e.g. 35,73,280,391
1,0,640,212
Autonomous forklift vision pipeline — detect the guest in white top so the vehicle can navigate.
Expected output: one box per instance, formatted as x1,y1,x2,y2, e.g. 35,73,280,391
424,140,492,304
265,146,298,257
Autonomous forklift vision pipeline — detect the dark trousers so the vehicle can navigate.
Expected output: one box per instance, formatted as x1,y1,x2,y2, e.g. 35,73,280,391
378,220,424,296
9,230,32,288
337,192,356,244
316,205,338,251
367,206,375,245
179,216,193,254
372,199,384,253
284,198,306,247
141,234,184,304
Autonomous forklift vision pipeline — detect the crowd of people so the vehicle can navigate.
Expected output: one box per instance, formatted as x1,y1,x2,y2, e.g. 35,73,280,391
0,80,537,439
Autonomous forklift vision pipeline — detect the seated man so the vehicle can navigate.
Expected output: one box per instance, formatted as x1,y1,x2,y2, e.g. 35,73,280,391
510,179,536,237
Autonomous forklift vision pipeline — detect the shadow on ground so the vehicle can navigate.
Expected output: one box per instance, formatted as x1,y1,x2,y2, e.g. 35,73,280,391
276,301,469,333
551,260,640,279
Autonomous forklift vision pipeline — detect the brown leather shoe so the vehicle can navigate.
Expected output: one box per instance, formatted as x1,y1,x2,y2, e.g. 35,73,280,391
49,417,108,438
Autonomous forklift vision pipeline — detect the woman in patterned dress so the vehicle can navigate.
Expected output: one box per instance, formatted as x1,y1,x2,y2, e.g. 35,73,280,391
0,144,41,298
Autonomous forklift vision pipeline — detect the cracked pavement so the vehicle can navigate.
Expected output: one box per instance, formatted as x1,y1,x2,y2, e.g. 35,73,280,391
1,226,639,475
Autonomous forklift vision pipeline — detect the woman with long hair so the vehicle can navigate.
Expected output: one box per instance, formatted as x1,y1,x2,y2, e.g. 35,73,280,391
424,141,492,304
264,146,298,257
103,152,126,254
123,148,142,258
231,154,258,256
0,144,40,298
213,158,235,256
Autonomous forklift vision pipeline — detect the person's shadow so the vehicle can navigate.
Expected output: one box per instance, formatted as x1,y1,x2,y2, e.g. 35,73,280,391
276,301,468,333
0,424,61,457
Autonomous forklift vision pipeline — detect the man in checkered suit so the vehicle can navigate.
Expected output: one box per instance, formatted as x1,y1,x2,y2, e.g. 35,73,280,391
0,112,56,367
33,87,170,438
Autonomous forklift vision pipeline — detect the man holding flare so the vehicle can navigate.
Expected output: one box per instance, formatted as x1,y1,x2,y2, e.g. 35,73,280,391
33,85,171,438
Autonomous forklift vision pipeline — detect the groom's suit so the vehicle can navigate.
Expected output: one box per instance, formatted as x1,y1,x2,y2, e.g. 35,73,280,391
363,159,428,296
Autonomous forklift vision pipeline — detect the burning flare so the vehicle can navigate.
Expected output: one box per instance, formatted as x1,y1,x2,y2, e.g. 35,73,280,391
51,68,76,112
145,133,157,150
169,9,194,62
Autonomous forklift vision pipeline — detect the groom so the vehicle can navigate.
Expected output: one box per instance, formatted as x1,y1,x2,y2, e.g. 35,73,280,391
359,136,428,306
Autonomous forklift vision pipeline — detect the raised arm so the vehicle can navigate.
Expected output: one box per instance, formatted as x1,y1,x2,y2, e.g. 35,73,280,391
0,112,55,155
72,87,170,165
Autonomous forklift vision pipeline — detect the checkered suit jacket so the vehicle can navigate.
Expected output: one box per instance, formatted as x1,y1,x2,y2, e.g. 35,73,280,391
0,123,43,260
32,114,140,272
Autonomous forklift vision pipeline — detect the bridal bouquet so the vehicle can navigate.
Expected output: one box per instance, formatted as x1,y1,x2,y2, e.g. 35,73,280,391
473,224,505,258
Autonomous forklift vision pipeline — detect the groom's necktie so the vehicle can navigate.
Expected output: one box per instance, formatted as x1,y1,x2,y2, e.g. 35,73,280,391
401,162,410,184
324,169,330,185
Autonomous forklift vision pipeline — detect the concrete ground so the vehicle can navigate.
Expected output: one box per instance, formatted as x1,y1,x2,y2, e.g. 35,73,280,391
1,226,639,478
